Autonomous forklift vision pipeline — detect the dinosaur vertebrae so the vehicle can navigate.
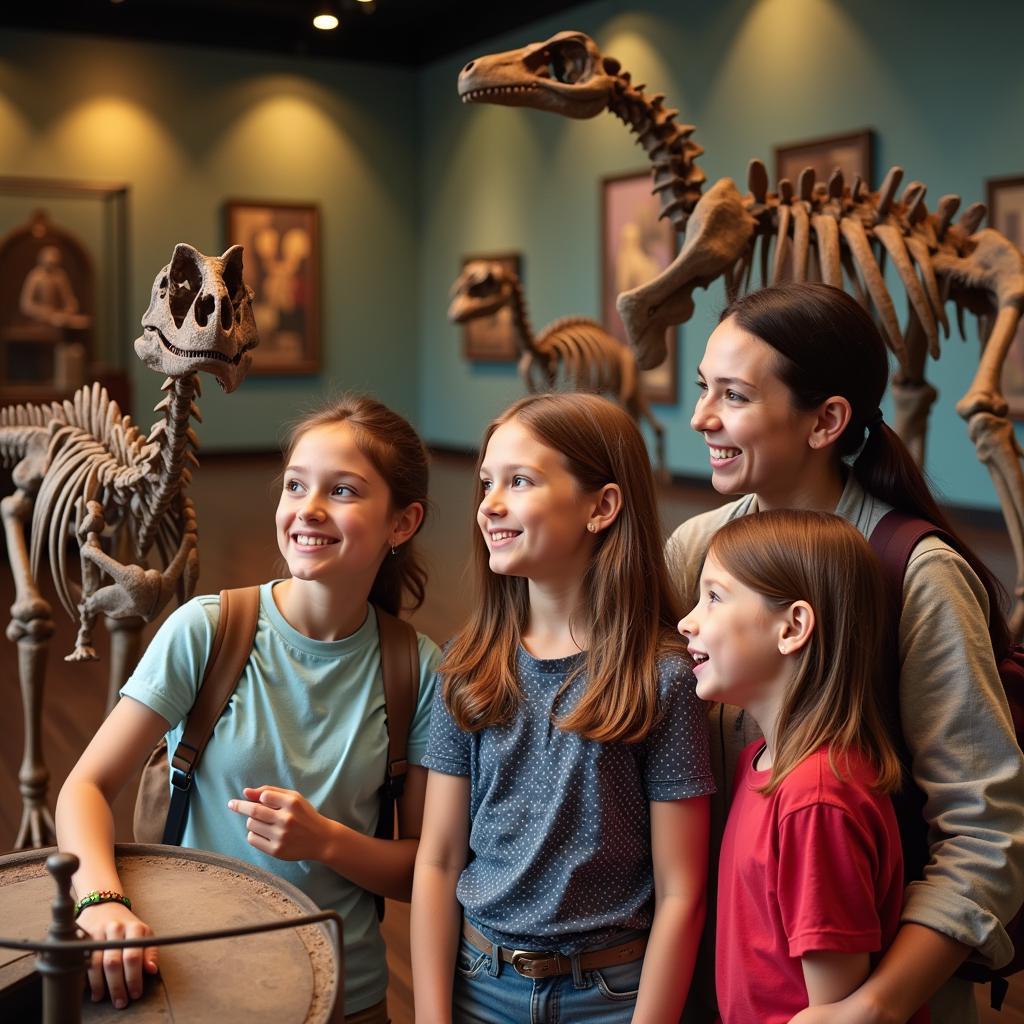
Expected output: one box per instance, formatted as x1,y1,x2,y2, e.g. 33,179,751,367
136,373,201,555
606,70,705,234
739,160,983,371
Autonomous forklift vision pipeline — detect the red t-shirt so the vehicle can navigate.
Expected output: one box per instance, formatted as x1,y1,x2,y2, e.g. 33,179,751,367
717,742,926,1024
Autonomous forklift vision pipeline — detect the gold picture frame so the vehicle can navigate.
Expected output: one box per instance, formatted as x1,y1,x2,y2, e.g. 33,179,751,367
225,200,320,376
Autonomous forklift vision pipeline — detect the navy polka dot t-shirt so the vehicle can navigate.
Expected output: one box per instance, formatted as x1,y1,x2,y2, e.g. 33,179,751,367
422,646,714,954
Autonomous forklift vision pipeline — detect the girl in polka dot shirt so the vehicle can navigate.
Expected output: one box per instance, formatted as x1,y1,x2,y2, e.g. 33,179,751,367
411,392,715,1023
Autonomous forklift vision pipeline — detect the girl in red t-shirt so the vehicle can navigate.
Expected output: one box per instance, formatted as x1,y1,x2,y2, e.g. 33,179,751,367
679,509,927,1024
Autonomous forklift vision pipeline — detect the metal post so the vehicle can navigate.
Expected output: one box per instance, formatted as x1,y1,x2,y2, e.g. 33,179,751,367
36,852,86,1024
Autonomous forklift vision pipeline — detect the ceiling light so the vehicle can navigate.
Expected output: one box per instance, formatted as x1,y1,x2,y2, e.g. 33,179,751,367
313,4,339,30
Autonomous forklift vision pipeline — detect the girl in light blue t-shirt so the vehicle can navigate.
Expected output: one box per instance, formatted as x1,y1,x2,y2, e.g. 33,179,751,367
57,394,440,1024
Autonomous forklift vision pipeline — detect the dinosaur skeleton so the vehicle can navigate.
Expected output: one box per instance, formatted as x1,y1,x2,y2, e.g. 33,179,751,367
1,243,257,848
449,258,665,474
458,30,1024,635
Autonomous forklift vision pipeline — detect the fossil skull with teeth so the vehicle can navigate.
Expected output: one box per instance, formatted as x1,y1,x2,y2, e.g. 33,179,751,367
135,242,257,393
458,31,618,119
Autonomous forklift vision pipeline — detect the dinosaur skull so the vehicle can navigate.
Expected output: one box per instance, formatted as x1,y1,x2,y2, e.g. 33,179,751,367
134,243,258,393
458,31,617,119
448,261,514,322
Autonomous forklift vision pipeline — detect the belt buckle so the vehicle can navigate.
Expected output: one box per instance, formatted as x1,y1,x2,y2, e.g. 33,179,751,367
509,949,549,977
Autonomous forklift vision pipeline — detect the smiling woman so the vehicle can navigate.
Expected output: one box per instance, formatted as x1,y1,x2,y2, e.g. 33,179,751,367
691,318,833,510
56,393,442,1024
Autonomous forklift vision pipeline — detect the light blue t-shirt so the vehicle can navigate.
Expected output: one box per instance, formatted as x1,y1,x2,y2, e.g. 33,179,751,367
121,581,439,1014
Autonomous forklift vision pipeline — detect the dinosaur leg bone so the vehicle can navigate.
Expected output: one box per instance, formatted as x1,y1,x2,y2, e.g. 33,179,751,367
66,499,107,662
890,313,936,467
2,488,57,848
963,411,1024,639
935,229,1024,417
957,304,1021,420
103,614,146,715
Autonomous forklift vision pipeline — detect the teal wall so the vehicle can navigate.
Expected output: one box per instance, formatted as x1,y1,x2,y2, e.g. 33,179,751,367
1,2,1022,508
417,0,1024,510
0,28,419,449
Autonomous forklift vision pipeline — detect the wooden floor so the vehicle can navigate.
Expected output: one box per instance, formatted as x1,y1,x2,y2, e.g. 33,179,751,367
1,450,1021,1021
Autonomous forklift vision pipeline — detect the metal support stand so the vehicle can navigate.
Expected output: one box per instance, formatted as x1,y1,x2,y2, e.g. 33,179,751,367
35,853,88,1024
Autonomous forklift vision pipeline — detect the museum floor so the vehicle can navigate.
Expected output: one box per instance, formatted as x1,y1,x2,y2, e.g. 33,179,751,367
1,449,1021,1022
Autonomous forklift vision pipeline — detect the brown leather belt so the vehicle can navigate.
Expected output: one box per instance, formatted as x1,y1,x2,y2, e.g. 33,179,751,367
461,919,648,980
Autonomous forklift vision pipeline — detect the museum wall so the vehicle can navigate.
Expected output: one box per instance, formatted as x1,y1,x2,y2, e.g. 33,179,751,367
0,27,420,448
416,0,1024,510
1,2,1023,509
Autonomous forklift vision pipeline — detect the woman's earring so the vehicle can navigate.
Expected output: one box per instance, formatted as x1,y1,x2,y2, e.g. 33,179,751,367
390,543,398,556
586,522,597,534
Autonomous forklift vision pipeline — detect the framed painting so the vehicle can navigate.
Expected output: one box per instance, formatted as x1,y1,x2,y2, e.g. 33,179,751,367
601,170,678,404
224,200,320,375
459,252,522,362
0,176,130,409
774,129,874,191
988,175,1024,418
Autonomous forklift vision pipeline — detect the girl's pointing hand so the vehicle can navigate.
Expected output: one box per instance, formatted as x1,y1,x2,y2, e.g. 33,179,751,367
228,785,333,862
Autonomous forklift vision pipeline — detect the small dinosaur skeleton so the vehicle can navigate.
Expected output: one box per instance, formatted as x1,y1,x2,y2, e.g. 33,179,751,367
449,259,665,474
458,30,1024,634
1,242,257,847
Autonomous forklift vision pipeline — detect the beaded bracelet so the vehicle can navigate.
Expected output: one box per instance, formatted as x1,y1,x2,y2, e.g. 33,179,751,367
74,890,132,918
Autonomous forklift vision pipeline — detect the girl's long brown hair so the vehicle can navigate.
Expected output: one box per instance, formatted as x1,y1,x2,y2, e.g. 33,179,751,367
283,393,430,615
708,509,902,794
441,393,686,743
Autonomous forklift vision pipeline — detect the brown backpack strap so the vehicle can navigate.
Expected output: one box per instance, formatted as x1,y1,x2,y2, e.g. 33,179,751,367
164,586,261,844
374,605,420,811
371,605,419,922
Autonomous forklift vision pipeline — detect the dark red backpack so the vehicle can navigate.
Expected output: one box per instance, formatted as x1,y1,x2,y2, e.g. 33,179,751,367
870,510,1024,1010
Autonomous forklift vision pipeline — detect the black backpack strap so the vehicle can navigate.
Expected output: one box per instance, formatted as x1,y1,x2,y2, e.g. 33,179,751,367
163,586,261,845
371,605,420,919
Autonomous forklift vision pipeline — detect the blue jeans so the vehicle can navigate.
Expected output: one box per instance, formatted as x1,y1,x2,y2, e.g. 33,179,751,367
452,934,643,1023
